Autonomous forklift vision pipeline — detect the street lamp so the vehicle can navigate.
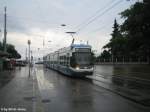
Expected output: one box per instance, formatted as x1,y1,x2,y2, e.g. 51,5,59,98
27,40,31,77
61,24,66,27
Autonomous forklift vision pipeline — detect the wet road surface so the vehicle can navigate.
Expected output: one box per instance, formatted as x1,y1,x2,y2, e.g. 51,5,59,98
0,65,150,112
35,65,149,112
88,65,150,106
94,65,150,80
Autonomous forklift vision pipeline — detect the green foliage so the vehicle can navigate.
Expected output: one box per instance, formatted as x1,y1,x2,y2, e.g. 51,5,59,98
90,51,96,65
120,1,150,59
100,1,150,63
97,50,111,59
0,42,21,59
103,19,127,56
6,44,21,59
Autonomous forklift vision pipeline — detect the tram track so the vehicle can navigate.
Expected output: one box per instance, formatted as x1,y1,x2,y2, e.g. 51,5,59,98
85,72,150,107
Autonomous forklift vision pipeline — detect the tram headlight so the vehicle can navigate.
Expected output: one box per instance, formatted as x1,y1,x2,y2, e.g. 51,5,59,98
75,65,80,70
75,67,79,70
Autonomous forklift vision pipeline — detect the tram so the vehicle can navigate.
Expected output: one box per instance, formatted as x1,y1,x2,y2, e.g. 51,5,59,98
43,43,94,77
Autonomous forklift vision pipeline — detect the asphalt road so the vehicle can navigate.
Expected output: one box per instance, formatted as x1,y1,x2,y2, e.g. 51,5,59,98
35,65,149,112
0,65,150,112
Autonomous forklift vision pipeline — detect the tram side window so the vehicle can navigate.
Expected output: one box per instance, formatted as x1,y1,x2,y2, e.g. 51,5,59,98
59,56,63,65
66,57,69,66
62,56,65,65
70,53,77,68
62,56,63,65
59,55,68,66
63,56,65,66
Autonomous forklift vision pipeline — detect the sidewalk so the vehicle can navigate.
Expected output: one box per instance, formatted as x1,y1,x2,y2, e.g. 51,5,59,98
0,70,15,89
0,67,43,112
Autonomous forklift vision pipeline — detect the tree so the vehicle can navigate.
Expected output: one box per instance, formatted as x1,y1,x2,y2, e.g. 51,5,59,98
102,1,150,63
120,1,150,62
120,2,144,54
103,19,127,57
91,51,96,64
97,50,111,60
6,44,21,59
1,42,21,59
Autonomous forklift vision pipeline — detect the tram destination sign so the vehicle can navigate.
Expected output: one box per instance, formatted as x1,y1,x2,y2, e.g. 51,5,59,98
75,48,91,52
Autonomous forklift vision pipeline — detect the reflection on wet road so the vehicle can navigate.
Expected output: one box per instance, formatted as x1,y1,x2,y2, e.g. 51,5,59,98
35,65,149,112
94,65,150,80
93,65,150,92
89,65,150,106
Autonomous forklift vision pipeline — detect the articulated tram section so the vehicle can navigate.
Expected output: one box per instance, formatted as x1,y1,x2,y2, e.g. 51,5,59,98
43,44,94,77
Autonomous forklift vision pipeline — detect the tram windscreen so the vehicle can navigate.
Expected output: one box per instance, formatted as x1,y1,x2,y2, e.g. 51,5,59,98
75,52,91,65
70,51,92,67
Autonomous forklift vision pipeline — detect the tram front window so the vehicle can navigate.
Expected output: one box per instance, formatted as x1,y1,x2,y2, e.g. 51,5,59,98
70,52,92,68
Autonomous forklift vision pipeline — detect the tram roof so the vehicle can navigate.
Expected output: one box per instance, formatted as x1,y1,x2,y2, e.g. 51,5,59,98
71,44,91,48
44,44,92,57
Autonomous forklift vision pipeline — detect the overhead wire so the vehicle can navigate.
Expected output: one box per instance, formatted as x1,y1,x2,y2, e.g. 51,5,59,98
78,0,136,36
74,0,117,30
1,0,126,48
89,17,122,34
76,0,123,33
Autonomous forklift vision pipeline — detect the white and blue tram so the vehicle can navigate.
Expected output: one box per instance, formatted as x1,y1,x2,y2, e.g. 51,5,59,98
43,44,94,77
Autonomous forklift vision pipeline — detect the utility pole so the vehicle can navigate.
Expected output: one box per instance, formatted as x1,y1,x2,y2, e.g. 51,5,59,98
43,36,45,48
25,48,27,62
3,6,7,52
31,50,33,66
28,40,31,77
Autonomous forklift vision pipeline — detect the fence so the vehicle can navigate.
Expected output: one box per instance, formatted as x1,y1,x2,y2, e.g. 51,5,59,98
95,57,149,64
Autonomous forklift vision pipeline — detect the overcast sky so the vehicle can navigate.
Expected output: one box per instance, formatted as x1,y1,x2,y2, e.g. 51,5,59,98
0,0,136,59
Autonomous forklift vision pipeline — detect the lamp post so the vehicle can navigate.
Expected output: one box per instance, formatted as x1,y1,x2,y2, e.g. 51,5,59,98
28,40,31,77
31,50,33,67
